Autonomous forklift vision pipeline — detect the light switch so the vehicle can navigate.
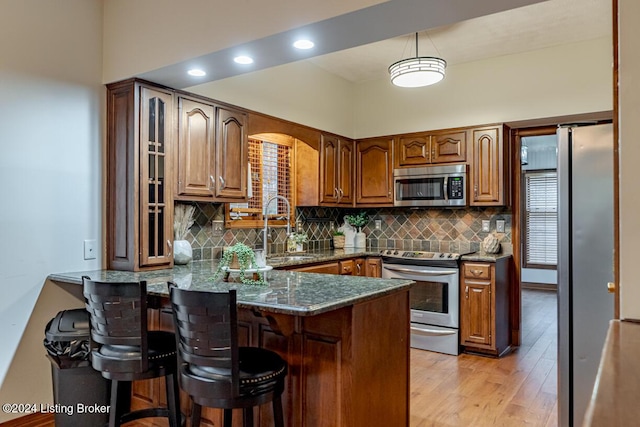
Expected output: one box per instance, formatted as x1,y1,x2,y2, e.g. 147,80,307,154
374,220,382,230
496,220,505,233
84,239,96,260
212,220,224,237
481,220,490,232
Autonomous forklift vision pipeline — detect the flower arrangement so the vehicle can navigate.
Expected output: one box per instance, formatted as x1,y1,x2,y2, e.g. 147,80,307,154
174,204,196,240
212,243,266,286
345,211,369,230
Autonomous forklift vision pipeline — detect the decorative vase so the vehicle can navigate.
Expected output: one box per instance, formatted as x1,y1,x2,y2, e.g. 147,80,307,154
333,235,345,249
354,229,366,249
296,243,304,252
482,233,501,254
228,253,241,269
173,240,193,264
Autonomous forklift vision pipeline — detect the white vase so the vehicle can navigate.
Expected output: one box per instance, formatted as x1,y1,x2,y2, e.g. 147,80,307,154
173,240,192,264
354,230,366,249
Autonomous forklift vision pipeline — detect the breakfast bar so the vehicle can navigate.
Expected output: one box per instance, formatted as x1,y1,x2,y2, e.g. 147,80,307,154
49,260,413,427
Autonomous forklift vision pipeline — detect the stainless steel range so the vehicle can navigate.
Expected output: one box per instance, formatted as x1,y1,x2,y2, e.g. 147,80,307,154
380,249,464,356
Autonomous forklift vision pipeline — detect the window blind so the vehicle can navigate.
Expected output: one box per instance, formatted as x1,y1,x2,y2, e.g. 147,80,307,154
525,171,558,267
229,138,292,222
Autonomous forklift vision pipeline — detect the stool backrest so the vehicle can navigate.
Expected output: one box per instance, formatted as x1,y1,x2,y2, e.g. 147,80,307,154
82,276,149,372
169,284,240,396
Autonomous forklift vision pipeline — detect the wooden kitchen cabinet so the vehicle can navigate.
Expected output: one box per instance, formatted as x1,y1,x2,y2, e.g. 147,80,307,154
106,79,174,271
469,125,509,206
176,96,216,199
176,96,248,202
395,130,466,168
320,133,354,206
460,258,510,357
355,138,393,206
214,106,248,200
365,257,382,278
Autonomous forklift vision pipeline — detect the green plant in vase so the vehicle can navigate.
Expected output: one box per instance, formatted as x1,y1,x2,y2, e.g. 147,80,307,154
288,231,308,252
212,243,266,286
332,230,345,249
345,212,369,231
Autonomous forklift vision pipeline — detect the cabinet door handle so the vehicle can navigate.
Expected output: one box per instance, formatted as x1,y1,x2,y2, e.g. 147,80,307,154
338,188,344,202
219,176,225,188
465,285,469,299
209,175,215,191
167,240,173,256
470,269,483,276
474,184,478,197
333,187,339,200
356,263,361,275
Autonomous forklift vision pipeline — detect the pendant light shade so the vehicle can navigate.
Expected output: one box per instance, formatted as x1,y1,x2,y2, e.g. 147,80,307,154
389,33,446,88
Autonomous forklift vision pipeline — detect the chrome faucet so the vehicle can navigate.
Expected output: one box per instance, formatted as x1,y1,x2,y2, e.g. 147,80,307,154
263,195,291,257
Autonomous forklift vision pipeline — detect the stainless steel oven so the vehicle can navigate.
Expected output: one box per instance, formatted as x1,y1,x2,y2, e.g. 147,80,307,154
381,250,462,355
393,164,467,207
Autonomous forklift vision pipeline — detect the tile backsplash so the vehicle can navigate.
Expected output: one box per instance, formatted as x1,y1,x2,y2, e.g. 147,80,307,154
178,202,512,261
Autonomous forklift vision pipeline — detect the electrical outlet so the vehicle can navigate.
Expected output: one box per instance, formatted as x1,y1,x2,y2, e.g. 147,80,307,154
84,239,96,260
481,220,491,232
212,220,224,237
374,219,382,230
496,219,506,233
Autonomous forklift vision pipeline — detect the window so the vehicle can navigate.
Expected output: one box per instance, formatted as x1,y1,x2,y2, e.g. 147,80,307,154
524,170,557,268
226,136,294,228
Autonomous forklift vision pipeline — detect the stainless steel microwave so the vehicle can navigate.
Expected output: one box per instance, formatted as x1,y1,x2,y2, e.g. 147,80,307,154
393,164,467,207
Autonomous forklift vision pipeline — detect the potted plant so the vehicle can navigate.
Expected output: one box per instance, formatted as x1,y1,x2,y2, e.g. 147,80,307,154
345,212,369,249
332,230,345,249
213,243,266,285
173,204,196,264
288,231,308,252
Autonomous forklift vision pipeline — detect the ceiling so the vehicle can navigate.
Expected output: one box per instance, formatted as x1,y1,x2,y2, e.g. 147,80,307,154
140,0,611,88
308,0,612,83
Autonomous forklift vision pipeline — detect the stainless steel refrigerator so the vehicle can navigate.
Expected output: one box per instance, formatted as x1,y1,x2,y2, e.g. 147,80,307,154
557,123,614,427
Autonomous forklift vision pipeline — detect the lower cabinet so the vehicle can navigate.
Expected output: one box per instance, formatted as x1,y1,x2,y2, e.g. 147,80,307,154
460,258,510,357
287,256,382,277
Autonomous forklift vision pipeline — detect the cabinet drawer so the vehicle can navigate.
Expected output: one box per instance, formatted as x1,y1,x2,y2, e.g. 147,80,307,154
339,260,354,275
464,263,491,279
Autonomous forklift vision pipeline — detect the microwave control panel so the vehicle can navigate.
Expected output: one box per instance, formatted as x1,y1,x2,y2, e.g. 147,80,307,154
448,177,464,199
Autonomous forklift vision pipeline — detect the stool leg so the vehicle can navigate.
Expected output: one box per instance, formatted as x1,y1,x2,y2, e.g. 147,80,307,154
243,407,254,427
223,408,233,427
273,394,284,427
190,401,202,427
109,380,131,427
165,373,181,427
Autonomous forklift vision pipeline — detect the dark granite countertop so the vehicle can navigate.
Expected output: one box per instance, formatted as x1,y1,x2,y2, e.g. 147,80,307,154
460,252,512,262
48,258,412,317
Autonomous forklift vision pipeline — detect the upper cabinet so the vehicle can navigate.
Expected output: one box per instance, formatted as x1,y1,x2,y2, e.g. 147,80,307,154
176,96,215,199
320,134,354,206
175,95,248,202
214,106,248,200
470,125,509,206
106,80,174,271
355,138,393,206
395,130,466,168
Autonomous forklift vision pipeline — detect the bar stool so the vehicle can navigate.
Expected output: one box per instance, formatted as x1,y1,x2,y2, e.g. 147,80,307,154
169,284,287,427
82,277,182,427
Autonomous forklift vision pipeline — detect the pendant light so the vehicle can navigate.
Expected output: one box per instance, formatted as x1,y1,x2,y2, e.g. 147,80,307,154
389,32,446,88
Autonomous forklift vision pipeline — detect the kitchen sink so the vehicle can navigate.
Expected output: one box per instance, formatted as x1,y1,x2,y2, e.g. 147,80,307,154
268,255,317,263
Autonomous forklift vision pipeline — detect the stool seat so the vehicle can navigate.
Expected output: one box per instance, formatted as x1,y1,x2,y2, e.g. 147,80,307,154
169,284,287,427
83,277,182,427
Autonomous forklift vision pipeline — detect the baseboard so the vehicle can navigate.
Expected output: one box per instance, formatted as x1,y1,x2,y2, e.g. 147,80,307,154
0,412,54,427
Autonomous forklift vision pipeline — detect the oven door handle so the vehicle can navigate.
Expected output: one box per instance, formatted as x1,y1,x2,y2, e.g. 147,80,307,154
383,265,458,276
410,326,457,336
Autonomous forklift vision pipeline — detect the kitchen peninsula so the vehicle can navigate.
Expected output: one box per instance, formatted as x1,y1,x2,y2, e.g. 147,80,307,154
49,260,412,427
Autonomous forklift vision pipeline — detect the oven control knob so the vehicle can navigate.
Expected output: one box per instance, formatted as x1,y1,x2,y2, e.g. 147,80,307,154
393,251,399,255
439,253,445,258
447,254,453,258
387,250,393,255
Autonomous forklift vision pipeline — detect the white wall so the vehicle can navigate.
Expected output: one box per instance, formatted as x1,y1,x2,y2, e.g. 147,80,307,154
0,0,103,420
188,61,355,137
619,0,640,320
353,37,612,139
522,268,557,285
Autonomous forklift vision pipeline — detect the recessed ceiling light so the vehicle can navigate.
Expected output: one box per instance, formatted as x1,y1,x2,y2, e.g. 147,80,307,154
234,55,254,65
293,39,314,50
187,69,206,77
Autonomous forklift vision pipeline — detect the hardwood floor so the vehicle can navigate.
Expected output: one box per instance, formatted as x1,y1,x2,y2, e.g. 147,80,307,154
410,289,558,427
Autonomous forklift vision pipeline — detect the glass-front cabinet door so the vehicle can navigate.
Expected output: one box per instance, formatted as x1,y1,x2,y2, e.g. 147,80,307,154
140,87,174,268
